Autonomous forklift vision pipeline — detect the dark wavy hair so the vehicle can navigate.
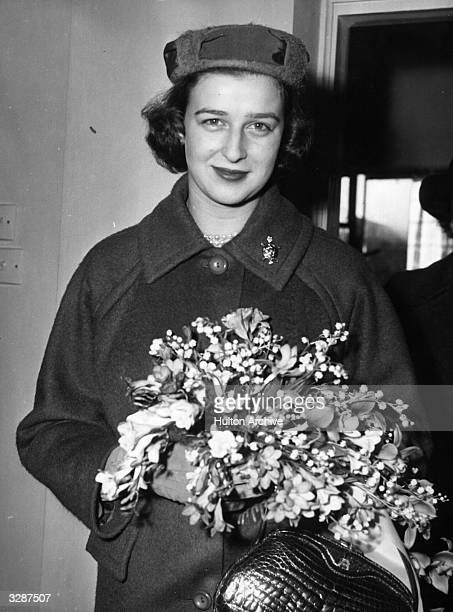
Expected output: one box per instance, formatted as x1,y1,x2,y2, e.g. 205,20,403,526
141,68,312,174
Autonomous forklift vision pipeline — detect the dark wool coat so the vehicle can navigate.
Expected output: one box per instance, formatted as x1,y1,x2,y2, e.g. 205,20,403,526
387,253,453,385
387,257,453,497
17,176,416,611
387,253,453,609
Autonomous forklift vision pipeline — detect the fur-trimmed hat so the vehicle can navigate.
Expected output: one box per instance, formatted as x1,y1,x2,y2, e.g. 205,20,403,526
164,23,309,88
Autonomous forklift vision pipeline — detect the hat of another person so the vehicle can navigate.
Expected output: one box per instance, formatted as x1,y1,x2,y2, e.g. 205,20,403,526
164,23,309,88
419,159,453,223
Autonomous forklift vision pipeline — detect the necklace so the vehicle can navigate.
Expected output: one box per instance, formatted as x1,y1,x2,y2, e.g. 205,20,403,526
203,232,238,248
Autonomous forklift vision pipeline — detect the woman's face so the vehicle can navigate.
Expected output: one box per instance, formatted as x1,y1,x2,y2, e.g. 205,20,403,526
183,72,284,207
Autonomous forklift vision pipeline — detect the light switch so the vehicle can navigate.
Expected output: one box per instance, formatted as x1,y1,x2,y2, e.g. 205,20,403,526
0,205,16,240
0,248,23,284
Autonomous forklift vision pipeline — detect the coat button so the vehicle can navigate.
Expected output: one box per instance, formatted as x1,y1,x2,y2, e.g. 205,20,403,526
208,254,228,275
193,591,212,610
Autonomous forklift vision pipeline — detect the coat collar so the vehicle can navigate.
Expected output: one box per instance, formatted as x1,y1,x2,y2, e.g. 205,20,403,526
138,174,314,291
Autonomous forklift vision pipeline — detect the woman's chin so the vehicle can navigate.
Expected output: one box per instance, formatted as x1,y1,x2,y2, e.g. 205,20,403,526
203,182,264,208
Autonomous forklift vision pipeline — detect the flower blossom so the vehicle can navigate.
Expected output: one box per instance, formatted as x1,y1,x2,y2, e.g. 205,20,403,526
269,474,316,522
208,431,237,458
95,457,137,501
345,430,383,453
222,308,267,340
168,399,201,430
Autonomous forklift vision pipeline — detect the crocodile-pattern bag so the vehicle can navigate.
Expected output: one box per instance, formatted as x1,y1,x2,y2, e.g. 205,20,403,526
214,530,418,611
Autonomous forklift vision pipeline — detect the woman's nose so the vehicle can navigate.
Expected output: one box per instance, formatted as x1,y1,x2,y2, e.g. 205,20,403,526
222,129,247,163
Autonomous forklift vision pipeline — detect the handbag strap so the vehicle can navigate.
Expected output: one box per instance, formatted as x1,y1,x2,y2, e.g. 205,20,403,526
398,549,420,611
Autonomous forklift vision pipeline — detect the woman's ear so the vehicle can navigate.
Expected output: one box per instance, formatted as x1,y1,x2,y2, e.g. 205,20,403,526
178,132,185,144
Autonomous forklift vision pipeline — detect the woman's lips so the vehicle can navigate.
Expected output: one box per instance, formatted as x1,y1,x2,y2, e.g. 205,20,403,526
212,166,249,181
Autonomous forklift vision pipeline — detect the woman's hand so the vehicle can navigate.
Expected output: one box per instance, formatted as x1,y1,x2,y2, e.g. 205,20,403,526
152,441,191,504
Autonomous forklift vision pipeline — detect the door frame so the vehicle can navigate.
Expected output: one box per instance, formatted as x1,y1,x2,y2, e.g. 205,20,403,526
302,0,453,231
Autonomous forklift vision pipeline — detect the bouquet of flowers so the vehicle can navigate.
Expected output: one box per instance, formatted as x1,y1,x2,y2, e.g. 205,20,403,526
96,308,446,565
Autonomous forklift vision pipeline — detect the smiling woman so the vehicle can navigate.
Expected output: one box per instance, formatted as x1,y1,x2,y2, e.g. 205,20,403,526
142,67,310,243
184,73,284,218
16,22,423,612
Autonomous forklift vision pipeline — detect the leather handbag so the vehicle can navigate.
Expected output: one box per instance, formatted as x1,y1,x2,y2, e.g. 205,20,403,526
214,530,419,611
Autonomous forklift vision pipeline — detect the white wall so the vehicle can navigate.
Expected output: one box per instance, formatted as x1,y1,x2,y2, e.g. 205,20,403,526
1,2,298,610
0,0,72,600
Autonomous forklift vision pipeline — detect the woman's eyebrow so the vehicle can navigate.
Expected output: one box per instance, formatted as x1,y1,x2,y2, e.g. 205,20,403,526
194,109,281,121
245,112,281,122
194,108,227,116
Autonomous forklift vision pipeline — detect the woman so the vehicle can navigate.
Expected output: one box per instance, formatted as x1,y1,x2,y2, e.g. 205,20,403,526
17,24,419,611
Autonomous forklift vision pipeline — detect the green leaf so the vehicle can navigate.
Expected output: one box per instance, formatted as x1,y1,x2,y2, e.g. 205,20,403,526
377,443,398,460
430,570,450,594
305,404,334,428
350,400,375,415
400,446,423,460
404,525,416,548
410,551,431,571
414,500,437,517
365,412,386,430
441,537,453,551
392,425,402,447
340,414,360,431
181,325,192,342
433,551,453,564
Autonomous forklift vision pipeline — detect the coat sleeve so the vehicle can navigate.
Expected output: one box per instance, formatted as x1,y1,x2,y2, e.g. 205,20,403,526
300,237,432,472
16,257,121,530
343,265,417,386
302,231,417,386
345,269,433,463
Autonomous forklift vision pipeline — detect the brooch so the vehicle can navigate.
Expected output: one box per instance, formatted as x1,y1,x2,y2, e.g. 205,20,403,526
261,235,279,265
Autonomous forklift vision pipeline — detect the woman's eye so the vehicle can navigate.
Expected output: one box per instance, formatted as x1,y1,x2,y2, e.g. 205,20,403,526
202,118,225,129
248,122,272,134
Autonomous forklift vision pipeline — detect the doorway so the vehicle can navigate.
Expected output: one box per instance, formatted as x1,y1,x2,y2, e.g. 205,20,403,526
334,9,453,283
